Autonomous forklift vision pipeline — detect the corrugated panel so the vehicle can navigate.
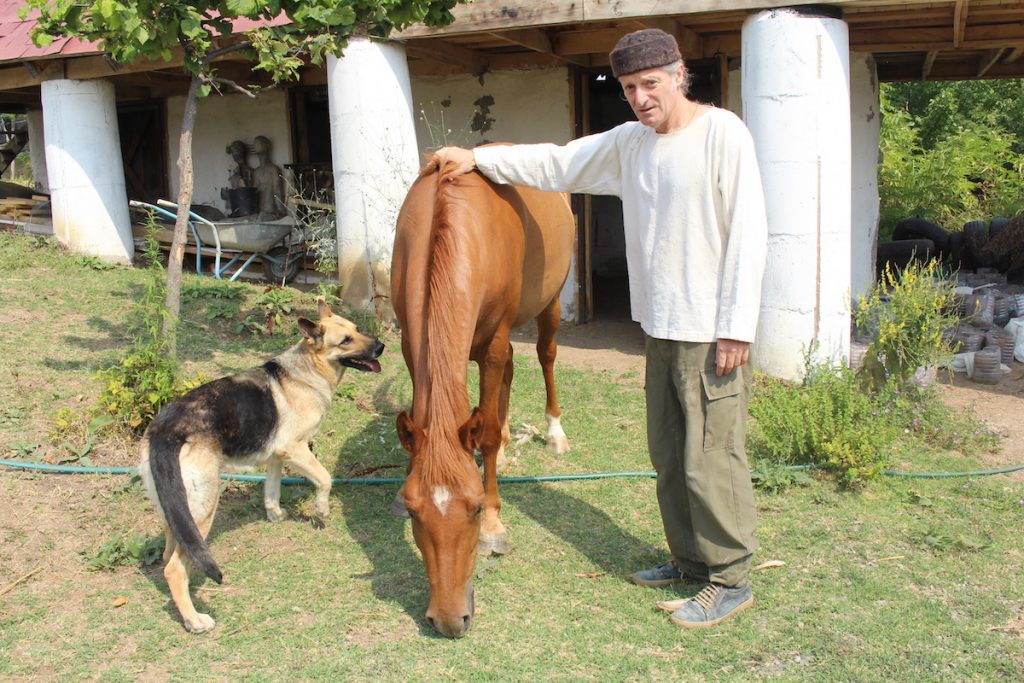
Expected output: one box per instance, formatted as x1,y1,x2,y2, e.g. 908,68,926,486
0,2,291,63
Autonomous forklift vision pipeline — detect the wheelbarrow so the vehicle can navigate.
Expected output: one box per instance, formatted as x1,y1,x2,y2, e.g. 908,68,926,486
129,199,305,283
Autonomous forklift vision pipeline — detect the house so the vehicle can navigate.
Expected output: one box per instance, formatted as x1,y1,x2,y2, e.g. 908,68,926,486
1,1,1022,378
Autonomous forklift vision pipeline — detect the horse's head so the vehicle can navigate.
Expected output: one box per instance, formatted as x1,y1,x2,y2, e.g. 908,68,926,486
396,410,485,638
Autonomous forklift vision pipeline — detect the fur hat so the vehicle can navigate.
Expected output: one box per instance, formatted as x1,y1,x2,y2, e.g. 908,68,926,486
609,29,682,78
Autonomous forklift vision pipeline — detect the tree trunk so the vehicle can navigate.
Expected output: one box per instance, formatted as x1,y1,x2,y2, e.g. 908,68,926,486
162,75,201,356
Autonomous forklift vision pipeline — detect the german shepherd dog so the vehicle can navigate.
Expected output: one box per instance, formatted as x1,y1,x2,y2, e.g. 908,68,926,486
139,301,384,633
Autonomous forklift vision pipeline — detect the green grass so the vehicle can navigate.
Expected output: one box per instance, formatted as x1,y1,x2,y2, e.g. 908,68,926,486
1,231,1022,681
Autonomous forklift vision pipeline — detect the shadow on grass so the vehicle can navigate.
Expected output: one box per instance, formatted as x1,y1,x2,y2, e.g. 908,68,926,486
501,483,664,578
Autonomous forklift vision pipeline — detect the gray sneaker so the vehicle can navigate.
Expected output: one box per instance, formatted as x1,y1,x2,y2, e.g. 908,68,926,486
631,560,687,587
669,583,754,628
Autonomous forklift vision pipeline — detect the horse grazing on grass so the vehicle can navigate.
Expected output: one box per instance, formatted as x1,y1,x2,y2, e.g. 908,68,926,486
391,163,575,638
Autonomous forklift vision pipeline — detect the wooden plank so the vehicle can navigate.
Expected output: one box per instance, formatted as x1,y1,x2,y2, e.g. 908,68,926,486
953,0,969,48
398,0,583,38
403,39,490,73
977,47,1004,76
922,49,939,78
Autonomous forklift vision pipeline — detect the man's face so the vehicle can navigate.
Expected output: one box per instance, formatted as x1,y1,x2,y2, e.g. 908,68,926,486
618,65,686,134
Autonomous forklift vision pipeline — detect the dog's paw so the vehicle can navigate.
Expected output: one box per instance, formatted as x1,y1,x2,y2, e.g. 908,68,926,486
266,507,289,522
185,613,216,634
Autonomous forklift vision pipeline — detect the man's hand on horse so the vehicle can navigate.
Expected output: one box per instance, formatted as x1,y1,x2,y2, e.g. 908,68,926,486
427,146,476,181
715,338,750,376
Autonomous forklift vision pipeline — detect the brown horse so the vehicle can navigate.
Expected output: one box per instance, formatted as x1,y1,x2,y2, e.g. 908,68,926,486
391,163,575,638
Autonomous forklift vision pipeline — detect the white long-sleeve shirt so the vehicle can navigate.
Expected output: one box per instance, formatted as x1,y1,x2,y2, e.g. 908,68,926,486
473,108,767,343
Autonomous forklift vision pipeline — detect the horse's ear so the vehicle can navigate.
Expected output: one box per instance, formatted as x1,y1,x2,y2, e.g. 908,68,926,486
317,298,333,319
396,412,425,456
297,318,322,341
458,407,484,453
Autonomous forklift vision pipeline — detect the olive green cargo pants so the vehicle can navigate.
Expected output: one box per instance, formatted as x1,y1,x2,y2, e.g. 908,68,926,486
644,336,758,588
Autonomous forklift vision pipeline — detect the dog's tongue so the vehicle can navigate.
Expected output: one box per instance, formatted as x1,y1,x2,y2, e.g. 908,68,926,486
366,359,382,373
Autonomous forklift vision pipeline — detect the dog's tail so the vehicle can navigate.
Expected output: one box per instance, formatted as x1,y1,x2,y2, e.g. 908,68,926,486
148,432,223,584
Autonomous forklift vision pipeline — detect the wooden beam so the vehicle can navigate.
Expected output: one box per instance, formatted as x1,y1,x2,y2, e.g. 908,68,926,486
922,50,938,79
641,18,704,58
952,0,968,49
488,28,553,55
487,28,591,66
402,39,490,73
399,0,584,38
977,48,1004,77
1005,47,1024,64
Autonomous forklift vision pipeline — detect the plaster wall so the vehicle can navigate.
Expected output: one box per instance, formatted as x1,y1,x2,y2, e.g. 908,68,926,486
165,89,292,214
411,68,573,149
410,67,579,320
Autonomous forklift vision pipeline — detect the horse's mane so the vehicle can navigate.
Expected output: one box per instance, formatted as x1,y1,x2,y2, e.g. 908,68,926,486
418,173,475,487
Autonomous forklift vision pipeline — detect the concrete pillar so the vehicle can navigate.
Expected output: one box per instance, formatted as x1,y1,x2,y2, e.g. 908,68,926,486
327,37,419,321
41,79,132,263
742,6,851,380
850,52,881,305
25,109,48,193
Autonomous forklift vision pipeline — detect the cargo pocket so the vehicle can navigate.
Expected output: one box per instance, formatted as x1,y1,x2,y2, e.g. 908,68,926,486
700,368,743,452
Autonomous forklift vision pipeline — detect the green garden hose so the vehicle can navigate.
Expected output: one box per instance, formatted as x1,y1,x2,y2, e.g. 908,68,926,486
2,458,1023,483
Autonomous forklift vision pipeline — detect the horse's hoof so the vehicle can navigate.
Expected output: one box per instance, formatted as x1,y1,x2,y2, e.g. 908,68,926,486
546,435,570,454
266,507,288,522
391,494,410,519
477,534,510,556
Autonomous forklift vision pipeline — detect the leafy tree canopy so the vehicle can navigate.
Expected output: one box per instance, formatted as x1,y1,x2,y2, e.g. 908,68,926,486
22,0,459,89
884,79,1024,153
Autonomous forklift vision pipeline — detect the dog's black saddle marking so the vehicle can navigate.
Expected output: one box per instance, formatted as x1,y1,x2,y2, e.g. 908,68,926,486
149,370,279,460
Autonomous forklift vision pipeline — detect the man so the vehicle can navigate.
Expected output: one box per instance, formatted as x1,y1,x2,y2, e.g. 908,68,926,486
429,28,767,628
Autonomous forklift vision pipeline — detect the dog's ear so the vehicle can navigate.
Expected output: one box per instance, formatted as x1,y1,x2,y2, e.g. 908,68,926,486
297,317,323,341
458,407,484,454
396,412,425,456
317,298,334,320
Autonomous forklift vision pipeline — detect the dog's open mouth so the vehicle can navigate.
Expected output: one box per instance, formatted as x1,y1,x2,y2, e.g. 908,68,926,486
342,357,382,373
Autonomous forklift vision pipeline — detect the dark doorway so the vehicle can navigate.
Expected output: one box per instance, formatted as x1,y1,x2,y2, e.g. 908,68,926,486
578,58,724,322
117,101,167,203
288,86,333,198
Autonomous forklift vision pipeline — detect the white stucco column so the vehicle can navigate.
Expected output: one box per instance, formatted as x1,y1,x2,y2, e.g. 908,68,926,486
41,79,132,263
850,52,881,304
327,37,419,321
743,7,851,380
25,109,48,193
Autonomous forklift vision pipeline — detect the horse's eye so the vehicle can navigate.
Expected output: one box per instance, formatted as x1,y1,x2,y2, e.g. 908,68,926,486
474,505,483,519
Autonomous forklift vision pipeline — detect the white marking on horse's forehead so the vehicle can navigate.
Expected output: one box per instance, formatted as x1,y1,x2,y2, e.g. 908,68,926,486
431,486,452,517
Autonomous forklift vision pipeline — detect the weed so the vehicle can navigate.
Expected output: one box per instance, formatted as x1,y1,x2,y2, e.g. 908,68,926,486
750,461,814,493
854,259,958,391
254,286,297,335
75,255,120,271
91,218,204,435
84,532,164,571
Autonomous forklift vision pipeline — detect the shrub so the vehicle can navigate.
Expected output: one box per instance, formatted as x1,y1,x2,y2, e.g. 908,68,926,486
749,364,895,487
91,215,202,434
853,259,958,391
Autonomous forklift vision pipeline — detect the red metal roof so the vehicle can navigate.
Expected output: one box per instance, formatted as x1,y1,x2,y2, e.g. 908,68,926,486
0,2,290,64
